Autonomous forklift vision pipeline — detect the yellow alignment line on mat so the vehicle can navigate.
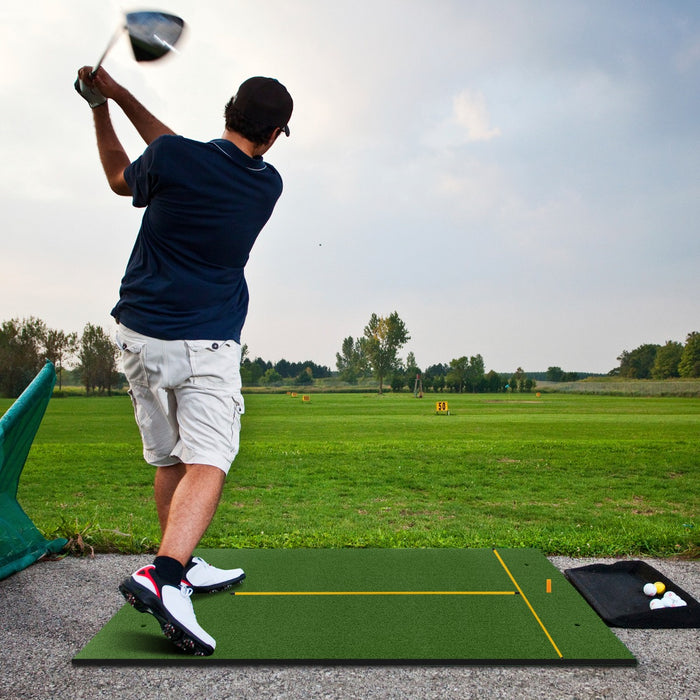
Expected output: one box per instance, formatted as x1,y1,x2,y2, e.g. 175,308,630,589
235,591,516,596
492,549,563,659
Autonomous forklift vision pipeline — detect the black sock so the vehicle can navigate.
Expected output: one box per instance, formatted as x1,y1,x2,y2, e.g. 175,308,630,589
154,556,185,587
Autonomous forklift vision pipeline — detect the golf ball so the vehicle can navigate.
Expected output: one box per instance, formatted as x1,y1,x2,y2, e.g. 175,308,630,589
662,591,687,608
654,581,666,595
643,583,657,597
649,599,665,610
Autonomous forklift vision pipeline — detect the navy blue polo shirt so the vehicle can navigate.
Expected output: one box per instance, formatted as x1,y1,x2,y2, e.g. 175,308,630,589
111,135,282,342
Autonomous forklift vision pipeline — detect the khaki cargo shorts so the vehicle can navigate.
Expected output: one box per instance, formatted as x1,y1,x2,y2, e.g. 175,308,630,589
116,324,244,474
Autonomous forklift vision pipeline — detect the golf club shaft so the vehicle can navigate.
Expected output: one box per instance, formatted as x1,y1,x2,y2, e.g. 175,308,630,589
90,25,124,78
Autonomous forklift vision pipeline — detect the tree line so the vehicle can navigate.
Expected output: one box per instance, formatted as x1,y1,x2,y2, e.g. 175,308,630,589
613,333,700,379
240,353,332,387
334,311,534,394
1,315,697,398
333,316,699,391
0,317,121,398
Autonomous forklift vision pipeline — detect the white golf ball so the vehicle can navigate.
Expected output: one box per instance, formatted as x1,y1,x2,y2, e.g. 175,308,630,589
649,598,665,610
643,583,657,597
662,591,687,608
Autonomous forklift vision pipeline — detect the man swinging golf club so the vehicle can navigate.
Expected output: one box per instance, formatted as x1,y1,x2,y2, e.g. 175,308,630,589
75,66,292,656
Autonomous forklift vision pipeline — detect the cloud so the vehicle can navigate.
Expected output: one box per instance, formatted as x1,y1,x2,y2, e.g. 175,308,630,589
452,89,501,142
1,0,698,375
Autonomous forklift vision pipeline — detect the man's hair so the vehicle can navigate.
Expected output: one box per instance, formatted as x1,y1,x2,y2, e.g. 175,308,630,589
224,99,277,146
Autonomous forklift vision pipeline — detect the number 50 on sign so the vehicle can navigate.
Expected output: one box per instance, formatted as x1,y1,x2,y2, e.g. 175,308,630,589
435,401,449,415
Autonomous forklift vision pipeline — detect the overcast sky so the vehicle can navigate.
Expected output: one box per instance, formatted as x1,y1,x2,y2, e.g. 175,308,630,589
1,1,698,374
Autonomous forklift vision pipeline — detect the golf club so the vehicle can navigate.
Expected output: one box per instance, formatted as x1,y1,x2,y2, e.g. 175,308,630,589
90,10,185,78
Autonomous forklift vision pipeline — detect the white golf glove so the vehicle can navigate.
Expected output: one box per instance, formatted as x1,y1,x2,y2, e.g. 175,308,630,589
74,78,107,108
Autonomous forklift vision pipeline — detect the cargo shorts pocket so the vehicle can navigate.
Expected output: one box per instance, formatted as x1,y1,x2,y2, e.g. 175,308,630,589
185,340,241,390
115,330,149,387
233,392,245,417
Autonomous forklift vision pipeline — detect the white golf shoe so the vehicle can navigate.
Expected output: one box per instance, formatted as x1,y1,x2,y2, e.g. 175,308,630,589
183,556,246,594
119,564,216,656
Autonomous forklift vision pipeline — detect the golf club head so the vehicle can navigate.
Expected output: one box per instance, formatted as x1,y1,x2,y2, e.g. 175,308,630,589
126,11,185,62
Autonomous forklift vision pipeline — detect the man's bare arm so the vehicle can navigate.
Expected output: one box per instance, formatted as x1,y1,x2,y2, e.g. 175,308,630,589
82,66,175,145
91,102,132,196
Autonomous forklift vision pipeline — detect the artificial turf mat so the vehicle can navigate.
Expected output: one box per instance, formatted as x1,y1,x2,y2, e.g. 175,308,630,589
73,548,636,665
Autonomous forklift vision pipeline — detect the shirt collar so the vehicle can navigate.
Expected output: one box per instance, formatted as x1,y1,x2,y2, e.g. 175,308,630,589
209,139,267,171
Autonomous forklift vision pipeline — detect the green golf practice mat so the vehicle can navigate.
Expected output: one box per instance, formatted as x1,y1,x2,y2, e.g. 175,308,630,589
74,548,635,666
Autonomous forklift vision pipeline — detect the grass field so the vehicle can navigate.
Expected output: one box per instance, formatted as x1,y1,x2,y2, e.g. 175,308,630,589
537,378,700,397
7,392,699,558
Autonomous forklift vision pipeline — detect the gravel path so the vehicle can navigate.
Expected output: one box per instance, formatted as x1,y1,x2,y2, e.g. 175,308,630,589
1,554,698,699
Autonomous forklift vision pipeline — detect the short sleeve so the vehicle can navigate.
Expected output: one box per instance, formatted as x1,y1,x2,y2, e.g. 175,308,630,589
124,138,162,208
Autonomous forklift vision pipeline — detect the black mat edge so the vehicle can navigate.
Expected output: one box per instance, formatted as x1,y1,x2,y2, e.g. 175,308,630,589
72,657,638,668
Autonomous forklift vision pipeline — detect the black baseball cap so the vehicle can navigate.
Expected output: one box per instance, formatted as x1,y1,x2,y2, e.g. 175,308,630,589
232,77,293,136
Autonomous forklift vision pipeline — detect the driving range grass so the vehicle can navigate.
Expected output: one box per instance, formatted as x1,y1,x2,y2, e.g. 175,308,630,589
8,392,699,558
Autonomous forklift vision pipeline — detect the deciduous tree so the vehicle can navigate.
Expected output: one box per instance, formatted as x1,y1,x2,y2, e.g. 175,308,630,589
484,369,504,392
79,323,119,395
652,341,683,379
509,367,526,392
678,332,700,378
336,336,369,384
617,344,660,379
466,354,485,392
546,366,565,382
0,317,47,397
363,312,410,394
446,356,469,392
45,328,78,390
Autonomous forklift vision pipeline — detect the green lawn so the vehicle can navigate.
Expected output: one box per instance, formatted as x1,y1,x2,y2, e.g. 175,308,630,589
8,392,699,557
